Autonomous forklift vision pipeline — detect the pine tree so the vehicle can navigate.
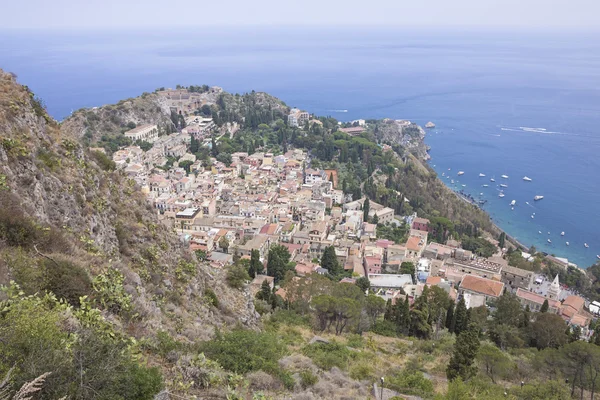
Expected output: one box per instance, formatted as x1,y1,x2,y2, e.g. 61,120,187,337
447,323,481,381
540,299,549,313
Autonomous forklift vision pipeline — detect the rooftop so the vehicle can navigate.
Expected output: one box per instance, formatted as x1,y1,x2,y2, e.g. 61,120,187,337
368,274,413,289
460,275,504,297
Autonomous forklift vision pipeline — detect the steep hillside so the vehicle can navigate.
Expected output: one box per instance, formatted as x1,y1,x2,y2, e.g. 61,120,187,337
61,91,175,148
0,70,258,397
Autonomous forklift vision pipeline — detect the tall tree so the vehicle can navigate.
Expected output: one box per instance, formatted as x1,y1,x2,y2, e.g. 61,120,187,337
211,136,219,157
321,246,342,276
530,313,568,350
266,245,292,283
363,197,370,222
248,249,263,278
540,299,549,313
355,276,370,292
445,303,455,332
453,298,469,335
498,232,506,249
447,323,480,381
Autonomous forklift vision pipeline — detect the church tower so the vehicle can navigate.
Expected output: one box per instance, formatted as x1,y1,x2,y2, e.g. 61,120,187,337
547,274,560,300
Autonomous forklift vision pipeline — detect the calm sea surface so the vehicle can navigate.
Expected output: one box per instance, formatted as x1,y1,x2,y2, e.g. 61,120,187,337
1,27,599,267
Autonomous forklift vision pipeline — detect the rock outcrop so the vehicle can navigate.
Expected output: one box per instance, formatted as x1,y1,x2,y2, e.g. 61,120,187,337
0,69,258,342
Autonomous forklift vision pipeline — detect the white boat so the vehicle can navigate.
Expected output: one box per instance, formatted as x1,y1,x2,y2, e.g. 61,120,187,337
442,172,445,176
534,195,544,201
510,200,516,206
479,193,483,196
566,242,569,246
451,180,455,184
500,184,508,188
548,239,552,243
597,255,600,260
483,184,489,187
561,232,565,236
531,215,534,219
523,176,532,182
499,193,505,198
525,202,529,205
501,174,509,179
585,243,590,248
457,171,465,176
490,178,496,182
479,173,486,177
462,184,466,187
539,231,542,234
448,168,451,171
511,207,514,211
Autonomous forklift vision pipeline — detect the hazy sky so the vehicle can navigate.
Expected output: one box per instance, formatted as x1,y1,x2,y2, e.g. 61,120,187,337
4,0,599,30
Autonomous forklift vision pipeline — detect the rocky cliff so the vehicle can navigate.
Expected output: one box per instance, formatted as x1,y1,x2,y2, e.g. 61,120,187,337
374,119,429,160
0,70,258,342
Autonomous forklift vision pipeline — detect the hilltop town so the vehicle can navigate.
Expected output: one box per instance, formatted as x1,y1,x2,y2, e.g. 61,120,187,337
107,86,596,337
3,71,600,400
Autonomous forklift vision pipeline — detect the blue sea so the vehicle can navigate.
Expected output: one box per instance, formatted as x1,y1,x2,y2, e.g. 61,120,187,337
1,27,599,267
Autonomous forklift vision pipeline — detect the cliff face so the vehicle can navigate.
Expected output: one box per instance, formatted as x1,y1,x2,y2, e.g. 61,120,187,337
0,70,258,341
374,119,429,160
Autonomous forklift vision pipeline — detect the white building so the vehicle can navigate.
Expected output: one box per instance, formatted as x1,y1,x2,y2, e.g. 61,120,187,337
124,124,159,143
288,108,309,127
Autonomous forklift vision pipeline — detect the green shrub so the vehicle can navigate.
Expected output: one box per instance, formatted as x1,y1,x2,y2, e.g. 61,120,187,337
91,150,116,171
302,341,352,371
92,267,133,313
349,361,375,381
199,329,286,375
204,288,219,307
41,258,92,307
0,197,39,248
299,369,318,388
155,330,181,357
37,149,61,171
226,264,250,289
346,334,364,348
370,320,398,337
386,370,433,396
268,309,311,328
278,370,295,390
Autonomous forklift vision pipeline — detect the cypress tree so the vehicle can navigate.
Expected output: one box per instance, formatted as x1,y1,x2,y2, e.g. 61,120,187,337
384,299,394,321
363,198,370,222
540,299,549,313
522,305,531,328
447,323,481,381
446,303,455,332
453,298,468,335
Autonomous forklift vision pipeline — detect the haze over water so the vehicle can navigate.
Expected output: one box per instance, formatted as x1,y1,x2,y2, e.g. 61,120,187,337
1,27,599,267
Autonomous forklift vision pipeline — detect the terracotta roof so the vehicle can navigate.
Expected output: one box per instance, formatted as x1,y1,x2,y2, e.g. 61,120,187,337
406,236,423,251
569,313,589,327
562,295,585,313
426,276,442,286
460,275,504,298
516,288,561,308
